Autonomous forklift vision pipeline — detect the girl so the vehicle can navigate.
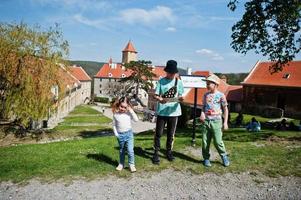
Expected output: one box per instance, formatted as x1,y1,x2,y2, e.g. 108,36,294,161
112,97,139,172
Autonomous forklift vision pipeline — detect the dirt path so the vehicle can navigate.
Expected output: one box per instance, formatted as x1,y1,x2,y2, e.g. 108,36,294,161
1,170,300,200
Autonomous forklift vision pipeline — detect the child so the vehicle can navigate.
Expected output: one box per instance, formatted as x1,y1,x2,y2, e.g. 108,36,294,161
199,74,230,167
152,60,184,164
112,97,139,172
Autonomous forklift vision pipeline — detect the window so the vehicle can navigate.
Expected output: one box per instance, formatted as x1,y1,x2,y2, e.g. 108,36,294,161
109,78,111,82
99,90,102,94
99,78,102,82
99,84,102,88
121,74,126,78
108,73,112,77
283,73,290,79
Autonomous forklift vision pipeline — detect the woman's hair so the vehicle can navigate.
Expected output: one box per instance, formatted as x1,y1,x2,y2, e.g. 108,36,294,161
111,96,131,113
251,117,258,123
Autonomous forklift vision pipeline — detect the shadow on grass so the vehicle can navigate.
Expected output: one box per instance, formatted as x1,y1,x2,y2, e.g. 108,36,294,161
133,147,201,164
223,130,274,142
86,153,118,166
79,128,113,138
136,128,202,139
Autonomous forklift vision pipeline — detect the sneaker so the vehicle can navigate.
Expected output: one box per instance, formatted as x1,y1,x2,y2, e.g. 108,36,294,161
166,151,175,162
129,164,137,173
203,159,212,167
115,164,123,171
152,151,160,165
221,155,230,167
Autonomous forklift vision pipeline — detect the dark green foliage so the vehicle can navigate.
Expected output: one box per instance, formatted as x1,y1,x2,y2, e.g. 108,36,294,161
69,60,105,77
94,96,109,103
228,0,301,73
214,73,248,85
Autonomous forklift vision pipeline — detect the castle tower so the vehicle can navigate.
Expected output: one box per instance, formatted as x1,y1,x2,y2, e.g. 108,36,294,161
122,40,137,64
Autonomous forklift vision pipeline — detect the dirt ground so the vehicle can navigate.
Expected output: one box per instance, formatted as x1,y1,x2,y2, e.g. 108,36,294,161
1,169,300,200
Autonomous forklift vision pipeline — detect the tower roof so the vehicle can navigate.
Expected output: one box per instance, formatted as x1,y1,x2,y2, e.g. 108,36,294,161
122,41,137,53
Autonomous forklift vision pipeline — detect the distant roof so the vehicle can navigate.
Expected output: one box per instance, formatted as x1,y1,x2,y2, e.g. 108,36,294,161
122,41,137,53
242,60,301,88
95,62,132,78
69,66,92,81
58,66,81,90
94,61,166,80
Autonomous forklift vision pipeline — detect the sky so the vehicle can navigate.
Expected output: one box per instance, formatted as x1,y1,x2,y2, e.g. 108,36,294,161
0,0,300,73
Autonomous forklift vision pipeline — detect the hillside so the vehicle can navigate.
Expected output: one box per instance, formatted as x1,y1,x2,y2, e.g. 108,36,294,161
69,60,105,78
215,73,248,85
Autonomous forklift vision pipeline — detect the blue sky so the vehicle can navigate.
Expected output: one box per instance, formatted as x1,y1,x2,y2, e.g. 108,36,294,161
1,0,300,73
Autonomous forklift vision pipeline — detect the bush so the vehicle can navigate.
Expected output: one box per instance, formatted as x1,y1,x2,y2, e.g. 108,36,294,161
94,97,109,103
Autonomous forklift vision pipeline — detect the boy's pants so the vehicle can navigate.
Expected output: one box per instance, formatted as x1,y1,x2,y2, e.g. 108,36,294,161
201,119,227,159
154,116,178,152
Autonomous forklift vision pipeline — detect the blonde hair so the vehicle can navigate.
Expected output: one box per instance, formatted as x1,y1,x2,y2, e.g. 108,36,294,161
111,96,132,113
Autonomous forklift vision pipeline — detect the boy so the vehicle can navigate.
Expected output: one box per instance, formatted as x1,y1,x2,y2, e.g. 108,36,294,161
199,74,230,167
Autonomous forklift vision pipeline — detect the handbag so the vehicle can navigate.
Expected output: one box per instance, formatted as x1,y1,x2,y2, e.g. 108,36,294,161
161,78,178,98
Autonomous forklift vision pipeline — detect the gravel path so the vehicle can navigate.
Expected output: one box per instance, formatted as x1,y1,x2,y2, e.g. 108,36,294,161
1,170,300,200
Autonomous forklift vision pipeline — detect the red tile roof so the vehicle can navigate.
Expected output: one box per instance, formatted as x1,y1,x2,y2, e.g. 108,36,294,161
151,66,166,80
183,71,242,106
69,66,92,81
58,66,81,90
242,60,301,88
95,62,167,80
122,41,137,53
95,63,132,78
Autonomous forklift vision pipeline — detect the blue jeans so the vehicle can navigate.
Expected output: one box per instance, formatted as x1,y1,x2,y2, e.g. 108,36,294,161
117,130,135,165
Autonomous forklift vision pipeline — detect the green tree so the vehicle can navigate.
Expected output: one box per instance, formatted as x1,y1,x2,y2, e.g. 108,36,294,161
228,0,301,73
120,60,156,107
0,22,69,127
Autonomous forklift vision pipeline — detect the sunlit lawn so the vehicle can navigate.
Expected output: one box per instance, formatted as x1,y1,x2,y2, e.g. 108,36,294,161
0,126,300,182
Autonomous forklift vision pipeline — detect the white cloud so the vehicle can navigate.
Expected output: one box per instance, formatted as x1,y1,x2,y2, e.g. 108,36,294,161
120,6,175,25
73,6,176,30
196,49,224,61
73,14,111,30
165,27,177,32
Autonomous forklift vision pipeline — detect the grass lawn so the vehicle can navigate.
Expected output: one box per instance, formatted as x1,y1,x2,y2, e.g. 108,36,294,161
0,105,112,147
0,126,300,182
49,105,112,138
230,112,300,125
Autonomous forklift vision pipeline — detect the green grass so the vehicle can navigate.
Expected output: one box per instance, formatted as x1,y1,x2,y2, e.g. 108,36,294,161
68,105,102,115
0,127,300,182
1,105,299,182
230,113,272,125
58,116,111,124
49,105,112,138
230,112,300,125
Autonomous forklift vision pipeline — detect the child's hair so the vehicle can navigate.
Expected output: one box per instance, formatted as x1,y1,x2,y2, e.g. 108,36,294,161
111,96,132,113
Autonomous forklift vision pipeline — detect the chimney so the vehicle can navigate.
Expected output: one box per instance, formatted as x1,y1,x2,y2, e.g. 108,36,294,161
187,67,192,75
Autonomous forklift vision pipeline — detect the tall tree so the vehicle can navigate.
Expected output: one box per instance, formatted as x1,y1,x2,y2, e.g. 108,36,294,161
0,22,69,127
228,0,301,73
120,60,156,107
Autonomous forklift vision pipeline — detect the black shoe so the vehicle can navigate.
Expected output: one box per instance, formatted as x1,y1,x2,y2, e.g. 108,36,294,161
166,151,175,162
152,152,160,165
